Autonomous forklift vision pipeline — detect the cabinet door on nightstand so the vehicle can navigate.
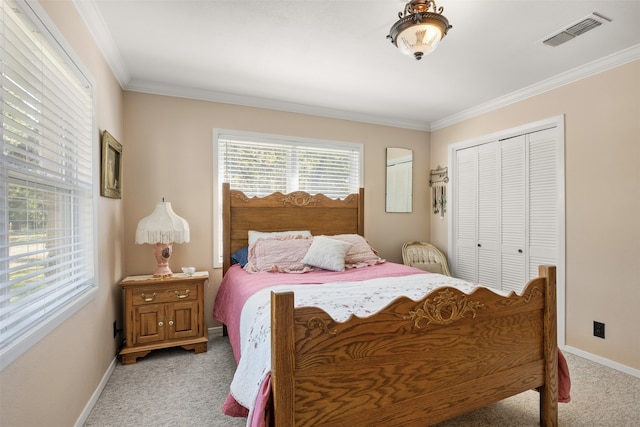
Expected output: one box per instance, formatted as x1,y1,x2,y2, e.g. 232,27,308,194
133,304,165,345
167,301,199,340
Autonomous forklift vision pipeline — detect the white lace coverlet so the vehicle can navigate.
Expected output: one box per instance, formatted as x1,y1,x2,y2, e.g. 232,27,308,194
230,273,496,421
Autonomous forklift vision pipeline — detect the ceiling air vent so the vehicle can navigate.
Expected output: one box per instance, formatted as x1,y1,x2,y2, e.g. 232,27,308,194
543,12,611,47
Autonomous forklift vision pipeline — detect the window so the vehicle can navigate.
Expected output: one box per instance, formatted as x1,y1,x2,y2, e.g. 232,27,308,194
213,129,363,266
1,0,97,369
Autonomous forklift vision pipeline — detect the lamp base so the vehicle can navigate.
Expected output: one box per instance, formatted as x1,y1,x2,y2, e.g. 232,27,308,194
152,243,173,278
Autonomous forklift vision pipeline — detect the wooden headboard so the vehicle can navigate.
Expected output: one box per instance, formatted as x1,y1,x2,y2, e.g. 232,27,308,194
222,182,364,274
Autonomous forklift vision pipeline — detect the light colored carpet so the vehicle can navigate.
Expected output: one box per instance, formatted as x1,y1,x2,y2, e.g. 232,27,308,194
85,333,640,426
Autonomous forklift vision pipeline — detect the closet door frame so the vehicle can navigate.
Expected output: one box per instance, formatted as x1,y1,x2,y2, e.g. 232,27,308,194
447,115,566,346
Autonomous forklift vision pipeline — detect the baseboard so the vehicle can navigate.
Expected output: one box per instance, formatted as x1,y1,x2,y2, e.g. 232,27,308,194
562,345,640,379
74,356,118,427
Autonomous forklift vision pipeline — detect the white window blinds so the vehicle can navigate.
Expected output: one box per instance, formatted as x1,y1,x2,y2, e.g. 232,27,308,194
217,132,362,199
1,0,96,368
214,130,363,265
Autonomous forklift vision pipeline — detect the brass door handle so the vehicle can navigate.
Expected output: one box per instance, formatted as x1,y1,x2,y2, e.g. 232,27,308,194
141,292,157,302
174,290,190,299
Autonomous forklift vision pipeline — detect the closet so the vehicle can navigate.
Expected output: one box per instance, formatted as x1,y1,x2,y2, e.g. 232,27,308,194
452,126,561,293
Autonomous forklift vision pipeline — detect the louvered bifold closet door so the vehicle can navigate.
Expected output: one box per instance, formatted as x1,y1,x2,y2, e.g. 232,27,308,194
528,128,558,280
452,125,560,293
500,135,527,293
477,142,500,288
454,147,478,283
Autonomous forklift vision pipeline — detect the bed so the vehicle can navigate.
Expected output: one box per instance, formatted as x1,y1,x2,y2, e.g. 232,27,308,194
214,183,566,426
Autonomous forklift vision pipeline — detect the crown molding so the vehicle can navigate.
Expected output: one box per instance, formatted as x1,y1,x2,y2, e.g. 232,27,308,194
124,79,432,131
430,43,640,131
123,44,640,133
73,0,130,87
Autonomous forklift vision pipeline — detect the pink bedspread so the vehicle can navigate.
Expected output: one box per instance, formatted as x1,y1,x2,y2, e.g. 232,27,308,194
213,263,571,424
214,262,427,362
213,262,428,419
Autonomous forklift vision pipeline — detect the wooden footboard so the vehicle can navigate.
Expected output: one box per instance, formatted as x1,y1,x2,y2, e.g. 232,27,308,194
271,265,557,427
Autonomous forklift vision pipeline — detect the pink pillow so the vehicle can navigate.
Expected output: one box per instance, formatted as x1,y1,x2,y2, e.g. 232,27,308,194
329,234,385,268
244,235,315,273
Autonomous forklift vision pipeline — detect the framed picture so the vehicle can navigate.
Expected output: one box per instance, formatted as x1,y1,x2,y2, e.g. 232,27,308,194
101,130,122,199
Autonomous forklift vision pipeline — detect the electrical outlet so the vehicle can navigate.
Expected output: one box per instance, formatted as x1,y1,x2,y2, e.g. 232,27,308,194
113,320,118,338
593,321,605,339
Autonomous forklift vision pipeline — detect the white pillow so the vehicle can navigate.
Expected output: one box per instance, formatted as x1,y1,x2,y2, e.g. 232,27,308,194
302,236,353,272
248,230,311,246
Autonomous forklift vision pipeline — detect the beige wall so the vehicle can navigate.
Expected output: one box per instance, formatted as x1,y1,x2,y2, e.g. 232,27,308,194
122,92,431,329
0,1,125,426
430,60,640,371
2,2,637,426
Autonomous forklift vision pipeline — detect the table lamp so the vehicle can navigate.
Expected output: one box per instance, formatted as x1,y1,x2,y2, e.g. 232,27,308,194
135,199,190,277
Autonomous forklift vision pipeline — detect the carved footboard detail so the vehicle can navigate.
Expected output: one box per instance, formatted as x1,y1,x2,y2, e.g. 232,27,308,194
307,317,338,336
405,289,485,327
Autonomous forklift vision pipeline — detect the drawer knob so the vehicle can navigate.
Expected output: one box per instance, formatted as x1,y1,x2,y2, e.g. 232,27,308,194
158,321,163,327
169,320,174,327
141,292,157,302
174,289,190,299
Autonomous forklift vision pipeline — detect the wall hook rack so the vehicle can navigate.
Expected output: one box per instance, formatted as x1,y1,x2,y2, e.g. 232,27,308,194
429,166,448,187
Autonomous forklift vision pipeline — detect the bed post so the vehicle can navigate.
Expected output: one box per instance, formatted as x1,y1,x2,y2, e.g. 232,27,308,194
271,291,296,426
540,265,558,427
222,183,231,275
357,187,364,236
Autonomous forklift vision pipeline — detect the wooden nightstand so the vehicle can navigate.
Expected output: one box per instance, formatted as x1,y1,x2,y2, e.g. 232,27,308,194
119,271,209,365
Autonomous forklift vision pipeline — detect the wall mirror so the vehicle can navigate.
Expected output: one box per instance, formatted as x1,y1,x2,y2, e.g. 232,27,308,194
386,147,413,213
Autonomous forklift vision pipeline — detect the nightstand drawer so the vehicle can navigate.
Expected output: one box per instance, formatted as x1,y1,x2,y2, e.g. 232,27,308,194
131,284,198,305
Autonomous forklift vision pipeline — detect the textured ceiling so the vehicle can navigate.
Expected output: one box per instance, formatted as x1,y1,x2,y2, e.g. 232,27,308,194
77,0,640,130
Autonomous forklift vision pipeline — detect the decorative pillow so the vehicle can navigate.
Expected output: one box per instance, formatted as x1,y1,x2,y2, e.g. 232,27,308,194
244,235,314,273
330,234,385,268
248,230,311,246
301,236,353,272
231,246,249,267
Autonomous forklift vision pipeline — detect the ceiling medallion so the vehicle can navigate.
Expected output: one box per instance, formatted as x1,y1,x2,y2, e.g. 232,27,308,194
387,0,452,60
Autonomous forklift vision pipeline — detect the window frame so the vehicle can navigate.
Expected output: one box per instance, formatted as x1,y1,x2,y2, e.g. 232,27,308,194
0,0,98,370
212,129,363,268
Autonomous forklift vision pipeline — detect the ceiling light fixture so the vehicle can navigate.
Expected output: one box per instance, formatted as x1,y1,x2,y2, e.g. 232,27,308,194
387,0,452,60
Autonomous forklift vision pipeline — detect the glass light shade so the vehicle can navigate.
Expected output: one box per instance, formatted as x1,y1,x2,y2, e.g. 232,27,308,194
397,23,443,58
135,202,190,244
387,1,452,60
